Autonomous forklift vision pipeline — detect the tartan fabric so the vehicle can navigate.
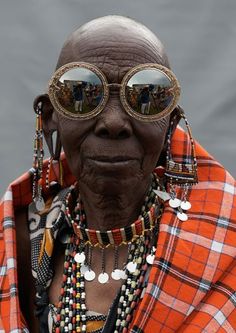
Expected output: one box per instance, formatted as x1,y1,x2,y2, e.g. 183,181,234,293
0,127,236,332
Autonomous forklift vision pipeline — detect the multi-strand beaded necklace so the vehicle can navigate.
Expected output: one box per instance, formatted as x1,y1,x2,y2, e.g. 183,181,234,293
53,175,163,333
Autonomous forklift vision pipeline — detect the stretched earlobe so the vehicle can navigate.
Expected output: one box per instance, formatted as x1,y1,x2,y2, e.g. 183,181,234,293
33,94,62,160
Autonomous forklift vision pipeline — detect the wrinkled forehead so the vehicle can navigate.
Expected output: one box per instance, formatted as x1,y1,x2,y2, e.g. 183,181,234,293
56,20,169,83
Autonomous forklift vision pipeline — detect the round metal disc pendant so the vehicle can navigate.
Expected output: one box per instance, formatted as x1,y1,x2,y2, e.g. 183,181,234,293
120,270,128,280
146,254,155,265
98,272,109,284
111,269,122,281
169,198,181,208
29,201,37,214
177,211,188,221
127,261,137,273
35,198,45,211
74,252,86,264
80,264,89,275
181,201,191,211
84,270,96,281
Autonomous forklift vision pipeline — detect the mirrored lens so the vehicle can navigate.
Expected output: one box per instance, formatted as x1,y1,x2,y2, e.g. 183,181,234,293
125,69,174,116
55,67,104,115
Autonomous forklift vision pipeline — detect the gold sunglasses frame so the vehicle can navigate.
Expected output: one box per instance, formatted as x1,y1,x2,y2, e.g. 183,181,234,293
48,62,181,122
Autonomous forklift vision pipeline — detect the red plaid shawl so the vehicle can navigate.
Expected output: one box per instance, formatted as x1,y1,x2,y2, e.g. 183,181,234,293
1,128,236,332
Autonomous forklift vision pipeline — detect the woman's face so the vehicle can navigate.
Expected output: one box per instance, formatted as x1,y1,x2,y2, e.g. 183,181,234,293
52,21,171,194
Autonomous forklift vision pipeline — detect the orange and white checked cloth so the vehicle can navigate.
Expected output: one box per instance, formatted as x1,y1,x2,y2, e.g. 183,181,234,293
1,128,236,332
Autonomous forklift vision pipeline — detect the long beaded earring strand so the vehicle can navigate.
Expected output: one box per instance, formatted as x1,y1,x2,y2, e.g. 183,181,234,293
32,102,45,211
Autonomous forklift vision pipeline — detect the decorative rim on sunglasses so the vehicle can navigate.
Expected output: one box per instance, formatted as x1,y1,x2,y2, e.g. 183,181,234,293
48,62,181,122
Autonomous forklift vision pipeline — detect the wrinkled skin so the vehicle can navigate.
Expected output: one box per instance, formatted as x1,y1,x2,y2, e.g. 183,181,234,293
43,16,173,231
16,16,179,331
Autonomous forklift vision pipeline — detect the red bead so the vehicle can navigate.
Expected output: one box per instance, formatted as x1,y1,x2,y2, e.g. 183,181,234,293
126,314,131,322
131,301,136,309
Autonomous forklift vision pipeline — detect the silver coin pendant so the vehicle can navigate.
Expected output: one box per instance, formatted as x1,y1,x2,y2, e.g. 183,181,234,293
84,270,96,281
119,270,128,280
177,211,188,221
74,252,86,264
80,264,89,275
169,198,181,208
35,198,45,211
111,269,123,280
98,272,109,284
146,254,155,265
181,201,191,211
127,261,137,273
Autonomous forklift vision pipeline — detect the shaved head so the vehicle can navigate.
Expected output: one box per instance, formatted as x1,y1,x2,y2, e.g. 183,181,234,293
56,15,170,76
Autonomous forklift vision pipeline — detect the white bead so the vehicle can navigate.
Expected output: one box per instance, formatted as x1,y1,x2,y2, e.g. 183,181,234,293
120,296,124,303
116,319,121,326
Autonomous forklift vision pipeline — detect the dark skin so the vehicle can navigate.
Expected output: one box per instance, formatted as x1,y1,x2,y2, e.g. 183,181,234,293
15,16,179,331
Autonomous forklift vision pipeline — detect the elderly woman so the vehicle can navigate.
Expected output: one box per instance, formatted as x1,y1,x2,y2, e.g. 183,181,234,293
0,16,236,333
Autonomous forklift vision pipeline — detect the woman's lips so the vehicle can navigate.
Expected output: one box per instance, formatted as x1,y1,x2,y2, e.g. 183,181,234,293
86,156,140,169
88,156,138,163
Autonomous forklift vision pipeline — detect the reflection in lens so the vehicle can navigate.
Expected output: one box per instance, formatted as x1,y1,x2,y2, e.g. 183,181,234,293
126,69,174,116
56,67,103,115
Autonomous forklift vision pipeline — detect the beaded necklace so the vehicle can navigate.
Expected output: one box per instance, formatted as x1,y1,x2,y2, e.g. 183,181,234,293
53,175,163,333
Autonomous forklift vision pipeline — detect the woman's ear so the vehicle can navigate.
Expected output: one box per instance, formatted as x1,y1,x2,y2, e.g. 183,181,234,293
169,105,182,133
157,106,182,167
33,94,61,160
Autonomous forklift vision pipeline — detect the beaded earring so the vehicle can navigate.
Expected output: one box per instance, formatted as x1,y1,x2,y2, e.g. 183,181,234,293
45,128,63,189
155,107,198,221
45,156,64,189
32,102,45,211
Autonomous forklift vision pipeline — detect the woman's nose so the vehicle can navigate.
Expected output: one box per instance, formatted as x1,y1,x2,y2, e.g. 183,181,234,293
94,99,133,139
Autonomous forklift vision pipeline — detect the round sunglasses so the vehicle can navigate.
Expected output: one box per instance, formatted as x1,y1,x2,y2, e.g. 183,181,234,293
48,62,181,122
